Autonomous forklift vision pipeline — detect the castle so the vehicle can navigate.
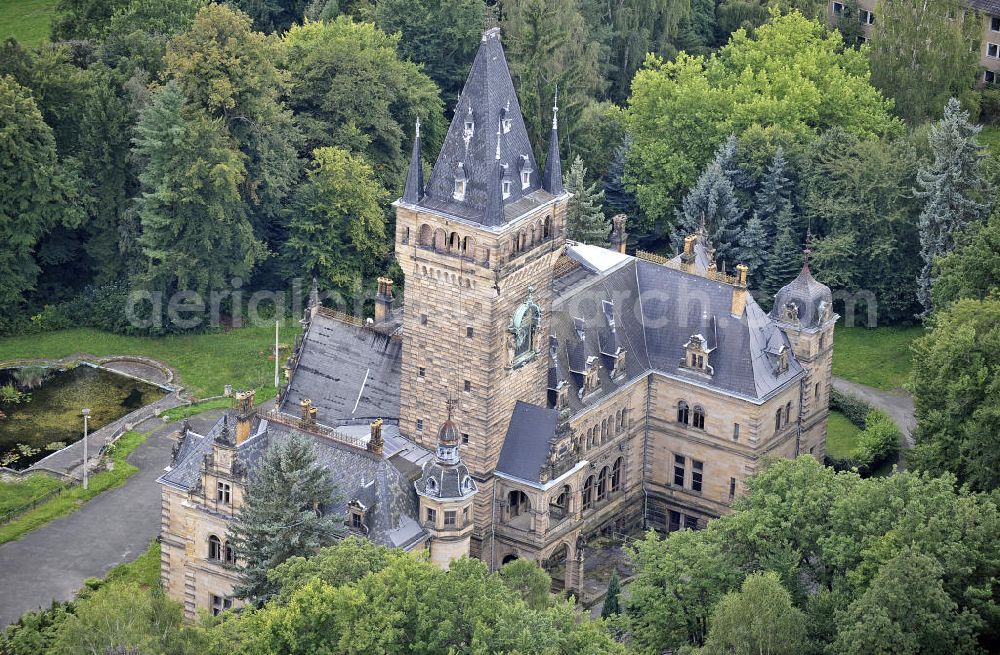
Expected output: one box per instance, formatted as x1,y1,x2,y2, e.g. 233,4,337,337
157,26,835,618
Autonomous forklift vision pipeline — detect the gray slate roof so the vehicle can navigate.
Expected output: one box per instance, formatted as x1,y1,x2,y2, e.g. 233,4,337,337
496,401,560,482
770,264,833,330
549,245,804,408
281,312,401,425
968,0,1000,15
411,27,558,227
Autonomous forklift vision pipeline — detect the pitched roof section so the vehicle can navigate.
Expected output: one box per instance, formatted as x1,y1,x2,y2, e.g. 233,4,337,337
541,93,564,195
496,401,560,482
411,26,557,227
402,118,423,204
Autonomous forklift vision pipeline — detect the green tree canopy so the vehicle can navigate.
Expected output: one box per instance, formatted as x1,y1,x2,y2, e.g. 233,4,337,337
699,571,807,655
565,156,609,245
280,16,445,192
932,208,1000,310
625,10,901,230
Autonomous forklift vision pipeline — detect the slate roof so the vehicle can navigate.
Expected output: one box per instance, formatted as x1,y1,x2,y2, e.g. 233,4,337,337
968,0,1000,14
770,263,833,330
548,244,804,409
407,27,562,227
281,312,401,426
496,401,561,482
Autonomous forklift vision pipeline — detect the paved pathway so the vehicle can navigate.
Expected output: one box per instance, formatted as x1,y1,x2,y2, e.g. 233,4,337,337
0,411,224,627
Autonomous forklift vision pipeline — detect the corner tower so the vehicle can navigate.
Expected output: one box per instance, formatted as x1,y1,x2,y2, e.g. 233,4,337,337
393,25,570,550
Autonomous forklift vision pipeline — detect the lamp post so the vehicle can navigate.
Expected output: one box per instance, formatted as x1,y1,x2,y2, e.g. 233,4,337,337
81,408,91,490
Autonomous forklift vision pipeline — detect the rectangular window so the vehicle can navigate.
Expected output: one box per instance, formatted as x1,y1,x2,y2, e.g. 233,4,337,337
464,379,471,392
210,594,232,617
729,477,737,499
684,515,699,530
444,510,456,526
416,419,424,432
217,482,231,504
987,70,997,84
832,1,843,13
351,512,363,529
418,366,426,377
989,43,999,58
426,507,436,523
673,454,685,487
462,507,469,523
859,9,874,24
992,16,1000,31
668,510,681,532
733,423,740,441
420,314,428,326
461,433,469,445
691,460,703,493
466,326,474,338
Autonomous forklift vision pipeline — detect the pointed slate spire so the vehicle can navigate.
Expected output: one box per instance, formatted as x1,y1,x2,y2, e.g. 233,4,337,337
542,87,564,195
484,119,504,226
402,117,423,204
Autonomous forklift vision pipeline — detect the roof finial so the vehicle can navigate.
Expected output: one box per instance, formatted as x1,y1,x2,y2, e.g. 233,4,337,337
552,85,559,130
495,118,502,160
483,5,499,37
415,115,420,139
802,228,813,273
445,395,456,421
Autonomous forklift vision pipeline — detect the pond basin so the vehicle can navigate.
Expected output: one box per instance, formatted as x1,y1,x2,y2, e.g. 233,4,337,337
0,365,167,470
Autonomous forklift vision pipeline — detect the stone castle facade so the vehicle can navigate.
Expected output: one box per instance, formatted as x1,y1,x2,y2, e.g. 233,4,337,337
158,26,835,617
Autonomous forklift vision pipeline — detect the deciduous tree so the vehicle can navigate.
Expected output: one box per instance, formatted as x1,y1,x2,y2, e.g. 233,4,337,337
700,571,807,655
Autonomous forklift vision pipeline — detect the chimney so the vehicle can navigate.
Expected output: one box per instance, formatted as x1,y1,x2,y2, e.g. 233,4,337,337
368,418,384,456
234,389,255,445
375,277,394,323
732,264,749,316
681,235,697,272
300,398,315,426
610,214,628,254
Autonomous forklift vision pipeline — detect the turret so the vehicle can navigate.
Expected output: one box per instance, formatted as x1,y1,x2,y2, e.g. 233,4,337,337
402,118,423,204
541,89,564,195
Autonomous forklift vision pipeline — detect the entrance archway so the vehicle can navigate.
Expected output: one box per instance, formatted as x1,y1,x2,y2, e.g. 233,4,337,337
544,543,570,592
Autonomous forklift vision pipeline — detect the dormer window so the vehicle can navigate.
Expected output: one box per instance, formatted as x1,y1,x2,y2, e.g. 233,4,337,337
683,334,714,375
502,179,511,199
613,349,627,378
464,120,474,133
584,356,600,394
454,178,466,199
521,171,530,188
454,162,467,201
776,345,789,374
427,477,438,495
503,118,512,133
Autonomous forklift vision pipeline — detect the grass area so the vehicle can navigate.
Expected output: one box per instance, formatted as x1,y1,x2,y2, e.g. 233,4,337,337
0,431,147,545
825,410,862,460
832,325,924,391
0,473,64,516
0,324,299,400
94,540,161,591
0,0,56,46
979,125,1000,159
160,397,235,422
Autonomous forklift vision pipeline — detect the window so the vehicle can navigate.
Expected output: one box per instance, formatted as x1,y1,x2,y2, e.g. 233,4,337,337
464,380,471,392
208,535,222,561
464,120,474,134
597,467,608,501
521,171,531,188
832,1,843,12
462,507,469,523
684,515,699,530
210,594,232,617
444,510,456,527
426,507,437,524
461,433,469,445
677,400,690,425
691,460,703,493
729,477,737,499
775,408,783,431
466,326,474,338
420,314,428,326
454,178,466,199
692,405,705,430
859,9,874,24
418,367,426,377
416,419,424,432
987,70,997,84
217,481,231,504
815,382,821,403
224,542,236,565
819,333,825,350
351,512,363,529
993,16,1000,31
611,457,623,492
785,402,792,424
989,43,999,58
668,510,681,532
673,454,686,487
502,180,512,199
733,423,740,441
582,476,594,510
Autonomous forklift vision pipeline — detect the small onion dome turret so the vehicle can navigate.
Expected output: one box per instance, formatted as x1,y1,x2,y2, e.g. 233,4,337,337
770,254,833,329
415,457,477,501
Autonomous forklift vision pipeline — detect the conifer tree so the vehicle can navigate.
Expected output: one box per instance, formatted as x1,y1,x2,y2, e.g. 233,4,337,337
602,570,621,618
737,213,769,288
915,98,990,317
713,134,752,197
566,155,609,245
229,433,342,604
752,146,794,239
674,160,743,266
762,206,803,306
604,135,638,220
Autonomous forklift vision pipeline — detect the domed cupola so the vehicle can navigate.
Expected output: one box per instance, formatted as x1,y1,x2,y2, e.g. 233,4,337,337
770,245,834,329
416,400,477,500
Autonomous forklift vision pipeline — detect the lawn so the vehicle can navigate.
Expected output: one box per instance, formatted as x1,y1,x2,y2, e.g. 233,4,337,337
96,539,161,590
979,125,1000,160
0,473,64,517
826,410,862,460
0,324,300,400
0,431,147,545
0,0,56,46
832,325,924,391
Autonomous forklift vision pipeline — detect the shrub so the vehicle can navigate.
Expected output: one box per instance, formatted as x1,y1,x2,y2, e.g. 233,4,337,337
856,409,901,468
830,389,869,429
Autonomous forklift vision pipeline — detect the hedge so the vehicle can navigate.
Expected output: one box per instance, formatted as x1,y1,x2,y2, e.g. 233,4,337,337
827,392,902,475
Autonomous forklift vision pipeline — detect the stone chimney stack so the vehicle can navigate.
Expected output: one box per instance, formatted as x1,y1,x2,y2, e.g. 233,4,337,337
299,398,315,426
680,235,697,272
610,214,628,254
375,277,394,323
368,418,384,456
234,389,255,445
731,264,749,317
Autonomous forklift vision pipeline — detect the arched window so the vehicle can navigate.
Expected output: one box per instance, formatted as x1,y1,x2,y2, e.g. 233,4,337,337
224,541,236,565
418,224,433,246
601,418,608,442
582,476,594,510
543,216,551,239
508,490,530,518
775,408,783,431
450,232,461,251
597,467,608,501
815,382,821,403
208,535,222,561
433,228,448,251
427,477,438,494
462,235,476,256
693,405,705,430
611,457,623,492
677,401,690,425
785,402,792,424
